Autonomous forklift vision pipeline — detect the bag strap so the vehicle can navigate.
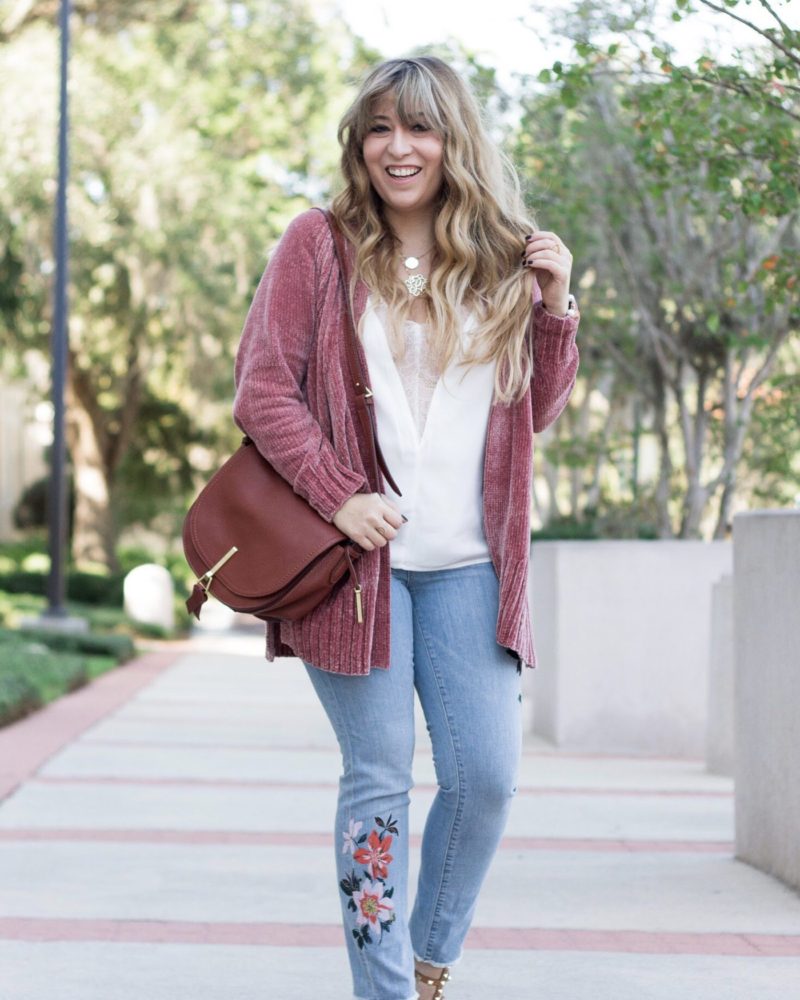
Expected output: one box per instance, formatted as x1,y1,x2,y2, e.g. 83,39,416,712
317,207,402,497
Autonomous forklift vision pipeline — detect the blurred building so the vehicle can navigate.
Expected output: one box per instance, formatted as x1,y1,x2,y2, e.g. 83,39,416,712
0,376,49,539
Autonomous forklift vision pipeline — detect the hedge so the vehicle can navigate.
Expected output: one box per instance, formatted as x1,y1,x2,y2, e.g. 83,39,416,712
0,638,89,727
0,629,132,728
0,570,125,606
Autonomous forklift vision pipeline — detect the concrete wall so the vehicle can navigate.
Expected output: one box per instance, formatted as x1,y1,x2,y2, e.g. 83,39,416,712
525,540,733,756
706,574,735,776
733,510,800,891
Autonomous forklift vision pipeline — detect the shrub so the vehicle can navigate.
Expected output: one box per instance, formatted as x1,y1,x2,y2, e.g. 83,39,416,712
0,536,49,565
0,570,125,606
0,659,41,726
9,628,135,661
532,499,661,541
0,636,89,727
66,571,125,606
531,516,600,541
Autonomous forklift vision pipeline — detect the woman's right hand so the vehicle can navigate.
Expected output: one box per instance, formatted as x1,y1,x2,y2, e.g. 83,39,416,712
333,492,404,551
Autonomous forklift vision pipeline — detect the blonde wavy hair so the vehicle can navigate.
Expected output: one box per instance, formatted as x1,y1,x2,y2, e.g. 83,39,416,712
330,55,538,404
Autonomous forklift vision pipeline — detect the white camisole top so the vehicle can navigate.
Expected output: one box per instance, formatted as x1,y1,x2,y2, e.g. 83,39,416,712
361,296,497,571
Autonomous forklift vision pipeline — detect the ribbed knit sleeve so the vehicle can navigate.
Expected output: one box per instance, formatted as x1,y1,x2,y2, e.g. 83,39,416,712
529,298,581,433
232,211,368,522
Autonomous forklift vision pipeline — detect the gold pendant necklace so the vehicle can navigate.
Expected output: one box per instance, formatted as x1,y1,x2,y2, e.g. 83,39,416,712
404,273,428,297
401,245,433,298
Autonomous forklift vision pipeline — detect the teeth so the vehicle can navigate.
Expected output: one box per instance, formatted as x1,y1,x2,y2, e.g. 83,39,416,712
387,167,420,177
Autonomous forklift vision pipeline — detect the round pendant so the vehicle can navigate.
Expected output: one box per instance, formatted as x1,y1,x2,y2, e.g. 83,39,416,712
403,256,420,270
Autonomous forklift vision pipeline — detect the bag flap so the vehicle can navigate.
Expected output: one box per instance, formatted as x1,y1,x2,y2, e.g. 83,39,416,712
184,442,350,598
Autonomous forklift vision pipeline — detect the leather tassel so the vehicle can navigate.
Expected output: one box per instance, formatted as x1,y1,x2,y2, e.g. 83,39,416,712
344,547,364,624
186,583,208,619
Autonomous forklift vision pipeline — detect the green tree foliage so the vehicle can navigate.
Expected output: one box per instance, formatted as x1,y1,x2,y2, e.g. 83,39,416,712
517,0,799,538
0,0,360,568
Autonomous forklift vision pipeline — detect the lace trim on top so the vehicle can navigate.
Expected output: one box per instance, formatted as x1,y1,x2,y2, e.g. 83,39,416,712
374,301,442,440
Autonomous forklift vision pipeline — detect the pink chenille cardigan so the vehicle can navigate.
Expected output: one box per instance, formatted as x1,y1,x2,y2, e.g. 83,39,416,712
232,208,580,675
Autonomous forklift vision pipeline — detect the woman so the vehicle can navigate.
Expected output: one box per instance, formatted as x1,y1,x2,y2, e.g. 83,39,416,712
233,56,580,1000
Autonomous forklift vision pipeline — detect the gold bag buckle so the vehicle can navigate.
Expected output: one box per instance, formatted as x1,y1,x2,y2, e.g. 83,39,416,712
196,545,238,591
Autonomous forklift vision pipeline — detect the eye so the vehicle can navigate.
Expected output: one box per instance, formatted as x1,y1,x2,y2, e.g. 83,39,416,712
411,122,431,132
368,124,389,133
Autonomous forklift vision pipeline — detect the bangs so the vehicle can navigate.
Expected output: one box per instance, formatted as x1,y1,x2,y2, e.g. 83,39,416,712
392,69,447,133
352,61,449,146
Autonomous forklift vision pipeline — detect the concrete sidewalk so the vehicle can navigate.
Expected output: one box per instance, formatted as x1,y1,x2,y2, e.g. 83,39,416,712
1,626,799,999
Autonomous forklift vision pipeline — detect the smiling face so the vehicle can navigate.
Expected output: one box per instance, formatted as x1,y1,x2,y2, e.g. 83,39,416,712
361,92,444,223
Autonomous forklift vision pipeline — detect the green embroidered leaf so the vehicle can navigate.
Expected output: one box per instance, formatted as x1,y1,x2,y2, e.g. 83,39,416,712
339,870,361,896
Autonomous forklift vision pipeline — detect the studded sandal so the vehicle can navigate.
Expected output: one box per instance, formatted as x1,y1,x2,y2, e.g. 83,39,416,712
414,963,450,1000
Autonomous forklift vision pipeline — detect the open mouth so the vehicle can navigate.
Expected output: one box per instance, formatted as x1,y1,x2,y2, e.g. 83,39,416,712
386,166,421,178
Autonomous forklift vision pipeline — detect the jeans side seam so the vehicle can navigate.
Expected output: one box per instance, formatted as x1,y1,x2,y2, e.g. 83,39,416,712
413,609,466,961
319,669,380,1000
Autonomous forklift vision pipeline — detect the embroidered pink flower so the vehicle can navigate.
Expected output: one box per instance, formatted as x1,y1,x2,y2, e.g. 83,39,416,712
352,878,395,928
342,819,363,855
354,830,394,879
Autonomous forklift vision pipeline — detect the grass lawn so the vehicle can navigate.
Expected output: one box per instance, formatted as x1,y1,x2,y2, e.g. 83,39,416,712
0,590,143,728
0,631,122,728
0,555,195,727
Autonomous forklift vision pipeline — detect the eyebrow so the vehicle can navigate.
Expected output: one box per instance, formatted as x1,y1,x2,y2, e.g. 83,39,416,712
369,112,428,122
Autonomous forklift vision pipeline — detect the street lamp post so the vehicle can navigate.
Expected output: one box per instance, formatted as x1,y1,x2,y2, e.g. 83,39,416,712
33,0,86,633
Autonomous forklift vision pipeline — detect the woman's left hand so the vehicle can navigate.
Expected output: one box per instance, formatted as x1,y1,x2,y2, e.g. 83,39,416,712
522,230,573,316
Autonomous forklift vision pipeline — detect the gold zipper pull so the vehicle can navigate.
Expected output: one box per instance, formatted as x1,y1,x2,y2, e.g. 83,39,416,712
354,584,363,624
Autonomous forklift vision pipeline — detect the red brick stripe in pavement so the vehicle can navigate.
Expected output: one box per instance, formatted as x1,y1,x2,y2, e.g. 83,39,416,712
0,828,735,852
1,648,772,962
0,651,182,801
0,918,797,955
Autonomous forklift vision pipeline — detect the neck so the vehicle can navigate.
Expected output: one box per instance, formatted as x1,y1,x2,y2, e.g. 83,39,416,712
384,206,436,256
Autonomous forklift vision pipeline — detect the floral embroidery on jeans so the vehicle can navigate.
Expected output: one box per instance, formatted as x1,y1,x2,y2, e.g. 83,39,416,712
339,813,399,949
353,829,394,879
342,818,363,854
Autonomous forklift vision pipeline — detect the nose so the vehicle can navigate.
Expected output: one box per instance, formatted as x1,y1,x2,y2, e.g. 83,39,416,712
386,126,413,158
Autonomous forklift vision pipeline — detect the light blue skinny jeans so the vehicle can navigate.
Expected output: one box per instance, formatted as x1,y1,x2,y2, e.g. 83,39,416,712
303,560,523,1000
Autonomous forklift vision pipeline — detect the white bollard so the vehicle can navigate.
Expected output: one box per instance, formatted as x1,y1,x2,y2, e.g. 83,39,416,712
123,563,175,630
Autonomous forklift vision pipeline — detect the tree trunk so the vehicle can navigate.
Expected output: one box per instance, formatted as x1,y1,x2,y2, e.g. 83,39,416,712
713,478,736,539
651,375,674,538
66,339,143,572
66,396,120,571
